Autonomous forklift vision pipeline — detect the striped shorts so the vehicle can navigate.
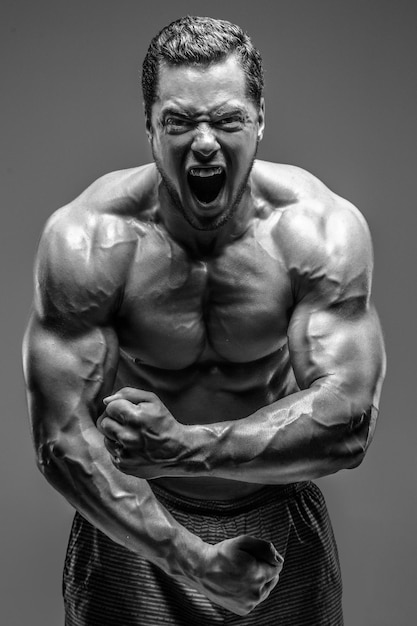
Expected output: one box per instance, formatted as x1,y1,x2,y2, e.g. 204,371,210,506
63,481,343,625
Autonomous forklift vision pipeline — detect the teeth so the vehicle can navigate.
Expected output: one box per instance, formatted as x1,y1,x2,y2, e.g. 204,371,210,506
189,167,223,177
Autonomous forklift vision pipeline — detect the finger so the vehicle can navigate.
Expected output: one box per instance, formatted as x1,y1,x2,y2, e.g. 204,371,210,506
260,561,283,582
104,399,140,424
235,535,284,568
97,415,127,441
96,413,105,432
260,573,280,601
103,388,156,406
105,441,135,474
103,435,122,457
102,435,133,467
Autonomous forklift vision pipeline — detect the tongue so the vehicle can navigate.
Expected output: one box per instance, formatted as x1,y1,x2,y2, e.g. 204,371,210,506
188,171,225,204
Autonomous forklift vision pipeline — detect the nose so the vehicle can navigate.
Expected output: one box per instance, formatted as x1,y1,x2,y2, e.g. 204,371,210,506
191,123,220,160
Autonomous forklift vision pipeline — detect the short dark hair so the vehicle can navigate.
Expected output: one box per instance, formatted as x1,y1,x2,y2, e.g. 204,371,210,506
142,16,264,120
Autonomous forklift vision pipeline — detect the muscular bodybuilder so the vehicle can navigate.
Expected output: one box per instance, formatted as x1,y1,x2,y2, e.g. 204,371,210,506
23,16,386,625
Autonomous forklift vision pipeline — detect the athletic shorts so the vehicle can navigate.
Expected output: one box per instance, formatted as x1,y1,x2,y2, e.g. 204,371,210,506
63,481,343,625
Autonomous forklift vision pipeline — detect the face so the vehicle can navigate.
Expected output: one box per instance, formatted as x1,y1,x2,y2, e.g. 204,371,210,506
147,54,265,231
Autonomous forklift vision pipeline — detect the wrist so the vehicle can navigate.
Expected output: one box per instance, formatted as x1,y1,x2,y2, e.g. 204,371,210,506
168,525,207,581
177,423,215,476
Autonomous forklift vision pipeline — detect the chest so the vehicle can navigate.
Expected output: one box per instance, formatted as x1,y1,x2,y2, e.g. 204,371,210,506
117,226,293,367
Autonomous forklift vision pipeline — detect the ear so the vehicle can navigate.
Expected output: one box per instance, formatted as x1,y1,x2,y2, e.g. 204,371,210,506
144,106,153,142
257,97,265,142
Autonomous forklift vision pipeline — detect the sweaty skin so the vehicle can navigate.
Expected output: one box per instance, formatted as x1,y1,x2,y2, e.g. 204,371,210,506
97,159,384,489
23,57,385,616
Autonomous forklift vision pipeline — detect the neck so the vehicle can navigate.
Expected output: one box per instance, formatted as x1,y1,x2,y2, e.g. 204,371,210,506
156,181,256,257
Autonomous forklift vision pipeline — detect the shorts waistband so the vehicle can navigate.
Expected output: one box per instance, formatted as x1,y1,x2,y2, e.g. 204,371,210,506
149,481,310,516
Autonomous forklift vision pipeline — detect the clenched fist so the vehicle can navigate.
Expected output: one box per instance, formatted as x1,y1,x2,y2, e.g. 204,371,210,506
196,535,284,615
97,387,188,479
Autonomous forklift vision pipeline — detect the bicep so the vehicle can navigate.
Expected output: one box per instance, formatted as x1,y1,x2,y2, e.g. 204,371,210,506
288,298,385,411
25,209,128,435
282,199,386,409
23,313,119,448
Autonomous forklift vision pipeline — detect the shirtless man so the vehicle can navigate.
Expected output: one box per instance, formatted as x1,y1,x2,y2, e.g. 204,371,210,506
23,16,386,625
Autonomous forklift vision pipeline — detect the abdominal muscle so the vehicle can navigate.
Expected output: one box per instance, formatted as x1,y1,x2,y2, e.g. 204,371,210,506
115,345,297,500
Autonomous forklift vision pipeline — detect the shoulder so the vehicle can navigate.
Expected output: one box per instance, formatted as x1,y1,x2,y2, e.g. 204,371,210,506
75,163,159,218
252,160,323,205
34,164,158,324
252,161,373,300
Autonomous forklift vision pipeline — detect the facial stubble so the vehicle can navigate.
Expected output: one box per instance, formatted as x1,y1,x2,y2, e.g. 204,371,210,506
152,143,258,232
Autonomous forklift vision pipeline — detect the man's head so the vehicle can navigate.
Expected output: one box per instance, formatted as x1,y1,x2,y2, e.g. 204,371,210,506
142,16,264,122
142,17,265,232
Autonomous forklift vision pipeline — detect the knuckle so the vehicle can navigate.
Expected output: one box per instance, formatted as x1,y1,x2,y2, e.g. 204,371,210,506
105,401,121,416
98,416,109,432
245,597,258,612
123,431,138,445
118,435,128,448
114,402,135,422
236,607,251,617
252,586,263,603
118,399,133,411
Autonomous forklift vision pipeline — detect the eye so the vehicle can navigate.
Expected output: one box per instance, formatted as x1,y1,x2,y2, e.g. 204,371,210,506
164,117,192,133
216,116,244,131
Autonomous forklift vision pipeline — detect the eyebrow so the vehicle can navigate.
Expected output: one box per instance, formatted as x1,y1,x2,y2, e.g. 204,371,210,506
159,106,189,118
214,105,247,117
159,104,247,119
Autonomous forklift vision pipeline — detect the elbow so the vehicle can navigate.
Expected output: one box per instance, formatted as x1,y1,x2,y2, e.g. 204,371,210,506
327,403,378,472
321,403,378,475
33,429,99,501
318,442,365,478
317,439,365,479
34,437,71,486
344,445,366,470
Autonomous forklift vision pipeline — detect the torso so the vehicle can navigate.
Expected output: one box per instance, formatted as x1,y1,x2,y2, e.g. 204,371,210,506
73,160,334,499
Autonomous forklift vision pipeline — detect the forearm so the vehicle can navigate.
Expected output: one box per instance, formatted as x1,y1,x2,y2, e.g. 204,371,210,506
23,316,204,580
182,383,377,483
39,421,204,578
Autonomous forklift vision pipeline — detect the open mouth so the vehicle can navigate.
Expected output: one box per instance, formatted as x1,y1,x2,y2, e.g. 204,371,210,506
187,167,226,204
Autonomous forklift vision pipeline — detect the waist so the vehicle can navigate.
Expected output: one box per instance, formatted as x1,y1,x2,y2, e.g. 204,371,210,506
149,480,310,516
151,476,269,501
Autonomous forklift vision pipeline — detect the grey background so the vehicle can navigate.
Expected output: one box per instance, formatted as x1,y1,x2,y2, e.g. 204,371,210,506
2,1,416,624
